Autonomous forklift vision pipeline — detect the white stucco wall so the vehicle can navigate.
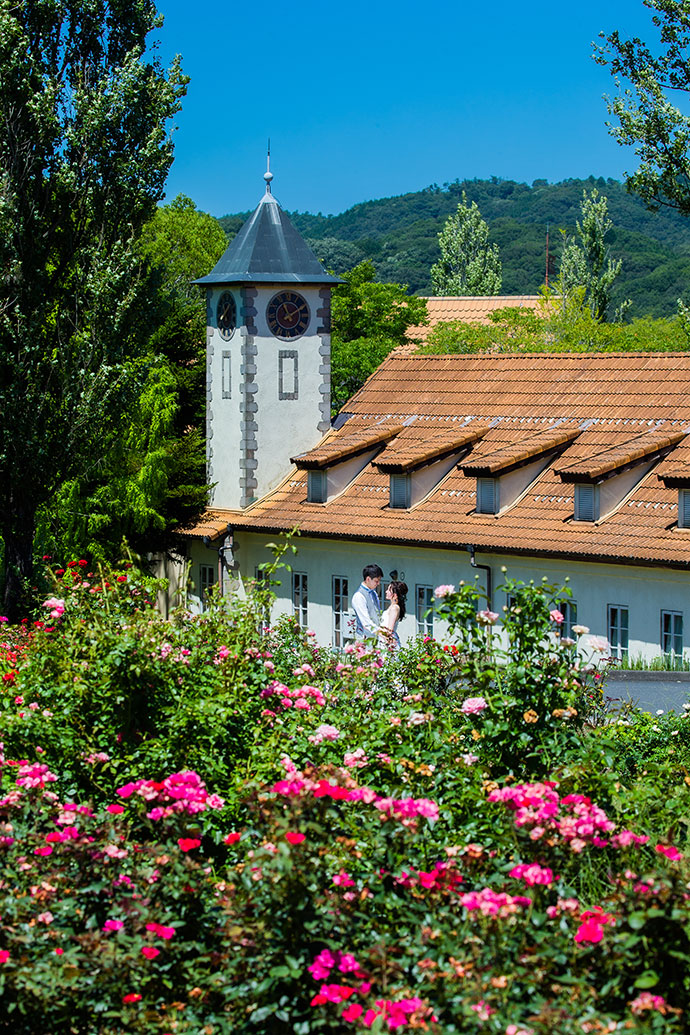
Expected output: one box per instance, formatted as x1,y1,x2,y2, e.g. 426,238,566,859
207,531,690,663
207,284,328,509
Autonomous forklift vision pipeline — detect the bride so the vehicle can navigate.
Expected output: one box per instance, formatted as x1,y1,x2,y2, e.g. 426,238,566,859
379,580,408,651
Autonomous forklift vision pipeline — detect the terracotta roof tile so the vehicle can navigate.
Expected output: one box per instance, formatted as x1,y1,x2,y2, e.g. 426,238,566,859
217,353,690,568
461,423,581,476
401,295,543,352
176,509,242,540
374,421,489,473
291,418,403,469
555,429,687,483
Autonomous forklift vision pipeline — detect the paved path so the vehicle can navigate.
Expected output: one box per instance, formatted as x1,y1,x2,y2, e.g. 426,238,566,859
603,671,690,715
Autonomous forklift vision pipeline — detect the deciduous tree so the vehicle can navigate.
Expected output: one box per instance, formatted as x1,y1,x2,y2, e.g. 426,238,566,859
596,0,690,215
559,189,629,321
331,261,427,413
431,193,502,295
0,0,187,615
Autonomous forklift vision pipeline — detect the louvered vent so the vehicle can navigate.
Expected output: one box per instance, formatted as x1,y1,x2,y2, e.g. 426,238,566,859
680,489,690,529
307,470,327,503
390,473,411,509
575,483,596,522
476,478,498,514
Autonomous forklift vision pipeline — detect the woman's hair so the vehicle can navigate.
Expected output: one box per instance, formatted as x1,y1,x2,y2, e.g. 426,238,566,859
389,580,408,621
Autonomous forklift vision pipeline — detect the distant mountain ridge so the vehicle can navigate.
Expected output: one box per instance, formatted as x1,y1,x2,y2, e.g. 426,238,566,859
218,177,690,319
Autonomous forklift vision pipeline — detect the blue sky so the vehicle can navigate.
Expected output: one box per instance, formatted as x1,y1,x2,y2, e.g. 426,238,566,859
156,0,656,217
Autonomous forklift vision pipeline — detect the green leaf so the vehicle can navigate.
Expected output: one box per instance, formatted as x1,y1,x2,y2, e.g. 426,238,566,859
634,970,660,989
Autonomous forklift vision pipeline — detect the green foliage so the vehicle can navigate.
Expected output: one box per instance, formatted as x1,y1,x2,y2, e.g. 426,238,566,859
560,189,629,321
1,556,690,1030
422,295,690,355
596,1,690,217
0,0,187,615
431,192,502,295
330,261,427,413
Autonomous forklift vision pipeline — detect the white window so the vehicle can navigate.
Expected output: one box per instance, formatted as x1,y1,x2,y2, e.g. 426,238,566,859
574,483,597,522
307,470,327,503
679,489,690,529
416,584,433,636
661,610,683,658
608,605,629,661
292,572,308,628
390,473,411,509
332,576,350,648
558,599,578,640
476,477,498,514
199,564,216,610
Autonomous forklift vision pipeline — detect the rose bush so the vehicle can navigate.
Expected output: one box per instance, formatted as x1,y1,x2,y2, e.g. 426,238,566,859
0,556,687,1031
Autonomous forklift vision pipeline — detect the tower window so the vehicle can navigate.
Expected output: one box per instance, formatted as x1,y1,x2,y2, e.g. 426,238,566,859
278,350,299,400
221,350,231,399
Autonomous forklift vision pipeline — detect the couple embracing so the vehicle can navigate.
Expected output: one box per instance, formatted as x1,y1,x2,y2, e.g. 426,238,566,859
351,564,408,651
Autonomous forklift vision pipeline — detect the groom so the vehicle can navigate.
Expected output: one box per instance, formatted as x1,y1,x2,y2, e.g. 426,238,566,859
352,563,383,641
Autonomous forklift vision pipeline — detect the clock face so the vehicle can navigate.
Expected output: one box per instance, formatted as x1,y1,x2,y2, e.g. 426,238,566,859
217,292,236,340
266,290,310,340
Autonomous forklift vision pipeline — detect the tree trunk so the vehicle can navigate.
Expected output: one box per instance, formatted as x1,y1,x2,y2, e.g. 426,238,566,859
2,511,35,621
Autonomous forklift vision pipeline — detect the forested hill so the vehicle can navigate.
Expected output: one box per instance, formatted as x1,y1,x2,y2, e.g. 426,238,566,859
218,177,690,319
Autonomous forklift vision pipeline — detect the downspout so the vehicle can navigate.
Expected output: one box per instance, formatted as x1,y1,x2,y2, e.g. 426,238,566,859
467,545,492,610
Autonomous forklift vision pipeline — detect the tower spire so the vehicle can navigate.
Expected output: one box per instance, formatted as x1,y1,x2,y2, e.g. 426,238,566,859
264,139,273,194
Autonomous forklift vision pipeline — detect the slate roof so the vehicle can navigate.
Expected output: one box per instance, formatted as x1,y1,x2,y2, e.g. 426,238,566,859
217,353,690,569
194,191,341,286
401,295,543,352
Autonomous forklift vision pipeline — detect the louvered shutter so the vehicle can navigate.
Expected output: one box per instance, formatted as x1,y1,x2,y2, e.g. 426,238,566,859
477,478,498,514
680,489,690,529
575,483,596,522
307,470,327,503
390,474,410,509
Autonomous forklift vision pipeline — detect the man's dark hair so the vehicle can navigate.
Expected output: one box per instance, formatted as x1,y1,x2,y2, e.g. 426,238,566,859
362,564,383,580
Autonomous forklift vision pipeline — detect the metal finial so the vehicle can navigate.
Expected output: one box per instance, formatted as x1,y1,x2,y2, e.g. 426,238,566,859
264,139,273,193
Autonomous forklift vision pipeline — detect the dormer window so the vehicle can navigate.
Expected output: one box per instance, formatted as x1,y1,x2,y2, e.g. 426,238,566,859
679,489,690,529
390,473,411,509
476,477,498,515
574,483,597,522
307,470,328,503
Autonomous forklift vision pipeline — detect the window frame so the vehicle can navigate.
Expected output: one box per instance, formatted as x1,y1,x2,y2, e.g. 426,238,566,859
199,564,217,611
292,571,308,629
608,604,629,661
415,584,434,637
332,575,351,648
661,609,683,658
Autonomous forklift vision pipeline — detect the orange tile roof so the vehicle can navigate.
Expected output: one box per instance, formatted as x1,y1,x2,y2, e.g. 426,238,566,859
218,353,690,568
176,509,242,540
374,421,489,473
402,295,543,352
291,418,403,469
461,424,581,477
555,429,686,483
657,437,690,487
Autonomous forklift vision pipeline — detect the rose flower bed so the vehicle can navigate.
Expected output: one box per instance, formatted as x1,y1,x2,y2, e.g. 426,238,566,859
0,559,688,1032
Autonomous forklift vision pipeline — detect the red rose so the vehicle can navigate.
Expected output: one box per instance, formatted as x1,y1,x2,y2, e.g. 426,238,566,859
177,837,201,852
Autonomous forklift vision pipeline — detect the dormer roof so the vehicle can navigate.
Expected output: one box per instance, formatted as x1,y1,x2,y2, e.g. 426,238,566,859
555,429,686,484
291,419,404,470
461,423,581,477
194,191,341,286
375,421,489,473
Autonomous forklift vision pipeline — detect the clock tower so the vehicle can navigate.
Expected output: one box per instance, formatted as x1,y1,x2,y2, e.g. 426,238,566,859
195,162,341,510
